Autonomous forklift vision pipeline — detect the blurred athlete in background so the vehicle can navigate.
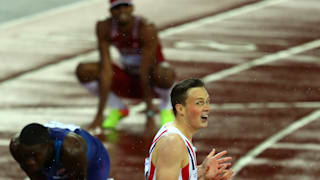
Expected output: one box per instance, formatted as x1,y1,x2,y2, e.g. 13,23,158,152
75,0,176,131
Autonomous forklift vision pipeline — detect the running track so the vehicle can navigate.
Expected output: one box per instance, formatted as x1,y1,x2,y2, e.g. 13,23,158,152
0,0,320,179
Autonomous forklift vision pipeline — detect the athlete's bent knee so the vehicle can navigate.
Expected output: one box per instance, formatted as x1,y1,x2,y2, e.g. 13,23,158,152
75,63,99,83
152,62,176,89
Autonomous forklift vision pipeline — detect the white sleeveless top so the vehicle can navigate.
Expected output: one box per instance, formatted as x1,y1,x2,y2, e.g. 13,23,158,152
44,121,80,131
145,125,198,180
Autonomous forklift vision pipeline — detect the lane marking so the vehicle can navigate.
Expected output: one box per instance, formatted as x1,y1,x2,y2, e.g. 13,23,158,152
160,0,288,38
232,110,320,175
174,40,257,52
0,139,10,146
202,39,320,83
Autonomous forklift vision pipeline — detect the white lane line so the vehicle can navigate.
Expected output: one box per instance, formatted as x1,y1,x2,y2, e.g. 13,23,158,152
0,139,10,146
0,0,105,30
174,40,257,52
202,39,320,83
232,110,320,175
211,102,320,110
160,0,288,38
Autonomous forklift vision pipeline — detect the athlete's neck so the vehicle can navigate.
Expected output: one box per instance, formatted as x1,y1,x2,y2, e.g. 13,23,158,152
171,120,195,142
117,16,135,32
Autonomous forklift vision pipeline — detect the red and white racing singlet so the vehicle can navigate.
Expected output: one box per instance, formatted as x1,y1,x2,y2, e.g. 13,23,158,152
145,125,198,180
110,16,165,74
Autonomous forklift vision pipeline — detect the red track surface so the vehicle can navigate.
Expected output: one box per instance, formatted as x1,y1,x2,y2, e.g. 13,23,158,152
1,0,320,179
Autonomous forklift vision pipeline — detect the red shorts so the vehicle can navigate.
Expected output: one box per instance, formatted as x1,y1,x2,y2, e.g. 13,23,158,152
110,50,165,99
110,64,148,99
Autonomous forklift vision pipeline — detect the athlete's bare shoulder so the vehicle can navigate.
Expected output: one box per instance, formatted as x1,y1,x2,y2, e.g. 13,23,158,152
152,133,188,168
139,16,156,29
159,133,185,149
62,132,86,156
96,18,112,40
60,132,88,176
138,16,158,42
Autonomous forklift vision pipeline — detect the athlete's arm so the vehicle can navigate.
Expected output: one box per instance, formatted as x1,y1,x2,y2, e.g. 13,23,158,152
9,135,46,180
61,133,88,180
94,20,113,126
152,134,188,180
139,21,159,111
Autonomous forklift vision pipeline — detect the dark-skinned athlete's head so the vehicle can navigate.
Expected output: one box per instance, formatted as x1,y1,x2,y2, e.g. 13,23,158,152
18,123,53,174
20,123,50,145
110,0,132,9
109,0,134,25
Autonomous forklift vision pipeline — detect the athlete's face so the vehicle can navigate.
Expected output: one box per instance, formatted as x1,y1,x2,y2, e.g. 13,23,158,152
110,4,134,25
19,143,51,173
184,87,211,130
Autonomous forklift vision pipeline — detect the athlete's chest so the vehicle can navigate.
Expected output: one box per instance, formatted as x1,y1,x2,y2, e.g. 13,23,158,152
110,17,142,53
111,31,140,51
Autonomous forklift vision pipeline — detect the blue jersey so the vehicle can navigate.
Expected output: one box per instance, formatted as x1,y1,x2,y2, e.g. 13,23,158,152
42,123,110,180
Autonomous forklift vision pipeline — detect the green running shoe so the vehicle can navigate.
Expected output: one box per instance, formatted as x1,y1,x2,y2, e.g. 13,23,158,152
102,109,129,129
160,109,175,126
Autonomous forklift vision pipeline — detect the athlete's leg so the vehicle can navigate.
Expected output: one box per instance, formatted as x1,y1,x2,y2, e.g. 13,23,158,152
76,62,127,108
102,92,129,129
151,62,176,125
76,62,99,83
75,62,101,95
76,62,128,130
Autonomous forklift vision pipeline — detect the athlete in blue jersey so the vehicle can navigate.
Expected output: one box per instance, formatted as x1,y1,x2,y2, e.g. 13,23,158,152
9,122,110,180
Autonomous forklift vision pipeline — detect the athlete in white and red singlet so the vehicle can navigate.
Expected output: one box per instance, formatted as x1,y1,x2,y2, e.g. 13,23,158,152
145,78,234,180
110,15,165,75
145,125,198,180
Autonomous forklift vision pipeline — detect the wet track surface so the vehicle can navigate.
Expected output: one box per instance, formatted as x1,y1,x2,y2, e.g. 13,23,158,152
1,0,320,179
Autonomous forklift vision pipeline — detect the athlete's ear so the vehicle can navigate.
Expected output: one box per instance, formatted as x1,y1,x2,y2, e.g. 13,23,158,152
175,104,184,116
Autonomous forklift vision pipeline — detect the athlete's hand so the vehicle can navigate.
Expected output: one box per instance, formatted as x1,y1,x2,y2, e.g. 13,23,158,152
87,113,104,135
217,169,234,180
200,149,233,180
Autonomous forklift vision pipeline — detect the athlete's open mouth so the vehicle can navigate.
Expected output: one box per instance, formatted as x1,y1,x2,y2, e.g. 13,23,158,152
201,114,208,121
